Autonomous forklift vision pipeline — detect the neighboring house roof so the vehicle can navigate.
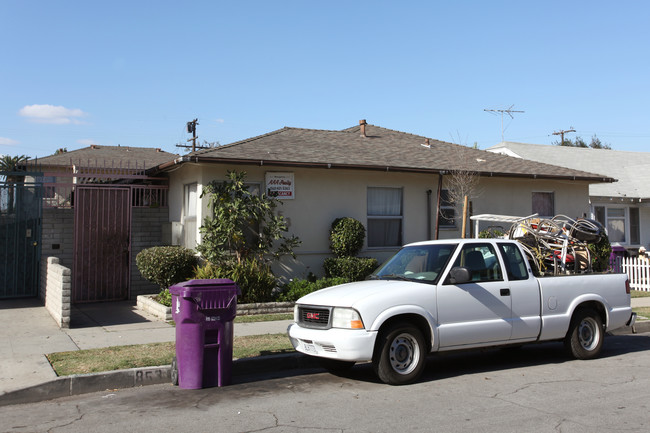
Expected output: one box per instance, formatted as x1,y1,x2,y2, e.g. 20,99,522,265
27,145,178,171
488,142,650,200
156,123,614,183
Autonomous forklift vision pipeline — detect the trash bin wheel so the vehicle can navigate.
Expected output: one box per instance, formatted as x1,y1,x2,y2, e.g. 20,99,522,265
171,356,179,386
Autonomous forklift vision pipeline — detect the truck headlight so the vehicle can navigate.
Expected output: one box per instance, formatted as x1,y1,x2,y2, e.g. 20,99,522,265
331,307,364,329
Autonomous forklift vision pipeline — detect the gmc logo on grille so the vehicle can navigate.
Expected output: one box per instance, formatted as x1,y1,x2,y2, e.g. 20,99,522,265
306,312,320,320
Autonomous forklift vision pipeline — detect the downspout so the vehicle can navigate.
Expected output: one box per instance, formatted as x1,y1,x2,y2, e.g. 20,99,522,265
426,190,432,240
435,173,443,240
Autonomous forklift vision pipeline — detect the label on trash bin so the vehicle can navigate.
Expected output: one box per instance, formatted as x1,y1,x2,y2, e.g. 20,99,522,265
175,298,181,315
206,316,221,322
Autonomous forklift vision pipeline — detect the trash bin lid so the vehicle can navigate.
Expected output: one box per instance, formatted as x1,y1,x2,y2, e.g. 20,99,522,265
169,279,242,301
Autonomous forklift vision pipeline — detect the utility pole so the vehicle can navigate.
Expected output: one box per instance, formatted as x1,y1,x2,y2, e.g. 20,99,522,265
176,119,211,152
484,105,525,142
552,128,576,146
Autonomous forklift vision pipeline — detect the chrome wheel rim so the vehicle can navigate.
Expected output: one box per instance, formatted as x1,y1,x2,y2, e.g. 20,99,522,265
389,333,420,375
578,317,600,351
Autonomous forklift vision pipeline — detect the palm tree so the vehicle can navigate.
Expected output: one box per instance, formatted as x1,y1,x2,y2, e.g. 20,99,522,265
0,155,29,214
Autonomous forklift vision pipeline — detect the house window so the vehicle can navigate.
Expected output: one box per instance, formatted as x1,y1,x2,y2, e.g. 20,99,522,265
367,187,403,247
183,183,197,248
184,183,197,218
594,206,640,245
532,192,554,217
439,189,456,228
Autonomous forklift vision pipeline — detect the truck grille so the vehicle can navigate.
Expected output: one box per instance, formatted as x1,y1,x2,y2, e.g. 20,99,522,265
297,306,331,329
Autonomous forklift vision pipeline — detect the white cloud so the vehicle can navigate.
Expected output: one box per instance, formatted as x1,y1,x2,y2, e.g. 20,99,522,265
215,118,225,123
77,139,97,146
19,104,87,124
0,137,19,146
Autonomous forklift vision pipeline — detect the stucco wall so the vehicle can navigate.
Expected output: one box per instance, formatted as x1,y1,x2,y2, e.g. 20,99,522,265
464,177,592,237
168,163,593,280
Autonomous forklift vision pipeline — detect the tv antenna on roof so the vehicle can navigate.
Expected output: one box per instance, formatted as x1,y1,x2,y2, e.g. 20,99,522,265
484,105,525,142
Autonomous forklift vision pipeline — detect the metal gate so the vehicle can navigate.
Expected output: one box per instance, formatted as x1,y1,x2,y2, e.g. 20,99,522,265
73,187,131,302
0,178,42,298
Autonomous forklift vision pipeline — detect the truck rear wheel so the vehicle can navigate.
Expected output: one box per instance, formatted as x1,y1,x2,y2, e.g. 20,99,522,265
374,324,426,385
564,308,604,359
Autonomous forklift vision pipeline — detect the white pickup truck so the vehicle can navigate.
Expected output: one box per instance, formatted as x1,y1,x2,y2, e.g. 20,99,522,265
287,238,636,385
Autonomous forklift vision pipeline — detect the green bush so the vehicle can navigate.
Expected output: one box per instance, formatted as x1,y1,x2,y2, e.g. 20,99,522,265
479,227,505,238
136,246,199,291
193,258,277,304
330,217,366,257
155,289,172,307
323,256,378,281
276,277,349,302
589,232,612,272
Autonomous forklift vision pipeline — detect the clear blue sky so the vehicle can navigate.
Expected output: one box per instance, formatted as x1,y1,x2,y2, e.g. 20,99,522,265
2,1,649,159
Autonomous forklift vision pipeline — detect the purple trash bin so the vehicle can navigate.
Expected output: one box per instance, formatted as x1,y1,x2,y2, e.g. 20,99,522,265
169,279,241,389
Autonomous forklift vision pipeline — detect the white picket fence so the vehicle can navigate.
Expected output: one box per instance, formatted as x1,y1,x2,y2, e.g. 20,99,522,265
616,257,650,292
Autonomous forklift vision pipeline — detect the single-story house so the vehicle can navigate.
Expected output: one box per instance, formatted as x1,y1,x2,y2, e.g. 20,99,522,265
487,142,650,252
153,120,614,280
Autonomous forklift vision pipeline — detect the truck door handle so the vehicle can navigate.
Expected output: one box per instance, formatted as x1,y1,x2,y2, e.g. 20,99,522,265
500,289,510,296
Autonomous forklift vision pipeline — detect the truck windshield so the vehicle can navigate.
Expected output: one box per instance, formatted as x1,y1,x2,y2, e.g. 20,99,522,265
369,244,457,284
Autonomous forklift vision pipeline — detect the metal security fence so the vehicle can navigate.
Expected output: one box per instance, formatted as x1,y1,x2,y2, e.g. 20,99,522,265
0,178,42,298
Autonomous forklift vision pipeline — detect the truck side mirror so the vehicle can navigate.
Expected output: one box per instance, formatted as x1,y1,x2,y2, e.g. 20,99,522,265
449,267,472,284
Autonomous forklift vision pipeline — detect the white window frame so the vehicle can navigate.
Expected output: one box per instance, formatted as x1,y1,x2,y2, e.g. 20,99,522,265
593,205,640,245
183,183,198,249
367,186,403,248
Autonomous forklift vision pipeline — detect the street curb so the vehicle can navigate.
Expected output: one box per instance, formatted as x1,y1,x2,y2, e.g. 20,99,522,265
2,322,647,408
608,320,650,335
0,353,319,407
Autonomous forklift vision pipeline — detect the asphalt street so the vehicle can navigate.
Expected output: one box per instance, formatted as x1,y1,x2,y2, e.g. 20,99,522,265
2,331,650,433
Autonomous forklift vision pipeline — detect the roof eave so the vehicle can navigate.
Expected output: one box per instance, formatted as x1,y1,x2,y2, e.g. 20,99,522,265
153,155,615,182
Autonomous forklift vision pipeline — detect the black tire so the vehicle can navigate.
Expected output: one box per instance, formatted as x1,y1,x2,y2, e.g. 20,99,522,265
564,308,604,360
171,356,179,386
373,324,426,385
318,358,356,375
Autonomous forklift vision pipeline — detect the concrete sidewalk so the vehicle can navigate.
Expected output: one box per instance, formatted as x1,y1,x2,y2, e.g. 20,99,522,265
0,298,292,398
0,296,647,407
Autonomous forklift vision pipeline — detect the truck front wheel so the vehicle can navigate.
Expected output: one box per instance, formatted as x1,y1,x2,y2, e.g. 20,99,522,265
374,324,426,385
564,308,604,359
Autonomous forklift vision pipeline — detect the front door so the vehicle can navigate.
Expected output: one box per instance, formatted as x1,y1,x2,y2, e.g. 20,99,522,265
73,187,131,302
437,242,513,348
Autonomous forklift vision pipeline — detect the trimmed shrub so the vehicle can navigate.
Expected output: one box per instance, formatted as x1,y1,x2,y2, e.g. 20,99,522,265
193,258,277,304
323,256,378,281
276,277,349,302
330,217,366,257
136,246,199,291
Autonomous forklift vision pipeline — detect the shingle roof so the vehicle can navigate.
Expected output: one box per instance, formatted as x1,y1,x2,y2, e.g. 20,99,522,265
488,142,650,199
27,145,178,171
160,123,613,182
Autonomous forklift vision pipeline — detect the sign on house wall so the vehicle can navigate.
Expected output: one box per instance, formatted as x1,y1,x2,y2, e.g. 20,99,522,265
265,172,294,199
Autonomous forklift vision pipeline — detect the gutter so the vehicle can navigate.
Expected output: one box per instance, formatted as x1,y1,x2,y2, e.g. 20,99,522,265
150,156,617,183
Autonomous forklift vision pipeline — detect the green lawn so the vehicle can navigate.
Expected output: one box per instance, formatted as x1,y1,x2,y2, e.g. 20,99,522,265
47,333,294,377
